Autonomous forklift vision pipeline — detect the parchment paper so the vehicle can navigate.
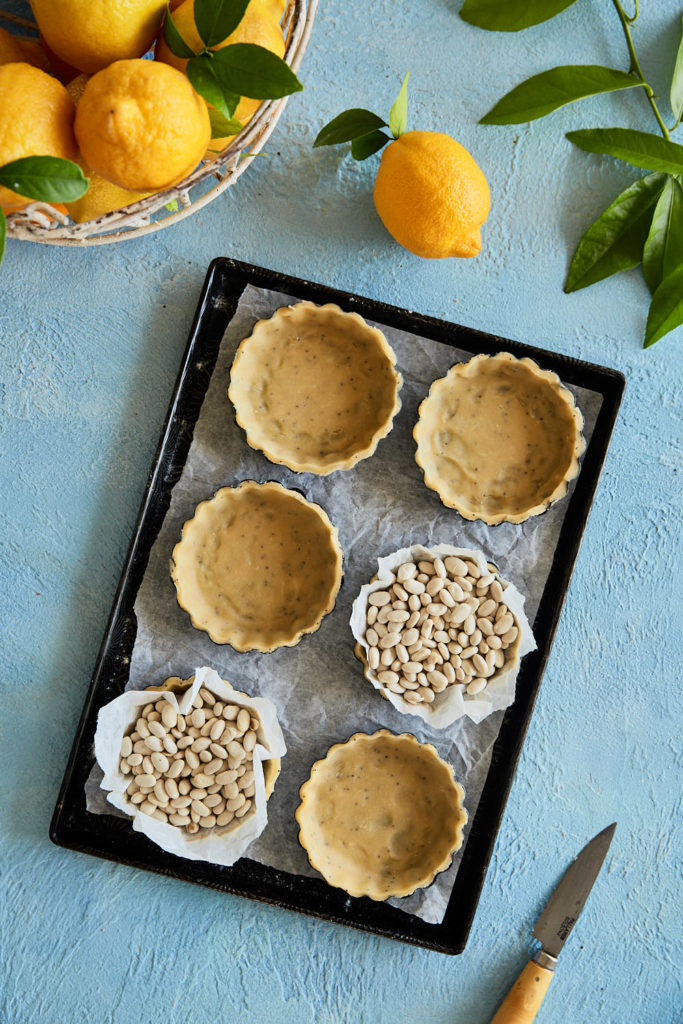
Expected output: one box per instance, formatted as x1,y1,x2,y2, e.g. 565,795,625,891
94,666,286,864
85,285,602,924
350,543,536,728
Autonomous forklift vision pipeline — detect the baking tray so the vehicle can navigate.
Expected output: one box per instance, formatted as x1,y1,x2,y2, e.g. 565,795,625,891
50,258,624,954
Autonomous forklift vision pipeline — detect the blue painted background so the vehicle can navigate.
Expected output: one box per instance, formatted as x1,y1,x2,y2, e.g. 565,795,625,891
1,0,681,1020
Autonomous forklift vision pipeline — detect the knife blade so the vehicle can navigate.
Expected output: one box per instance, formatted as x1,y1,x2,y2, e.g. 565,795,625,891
533,822,617,960
490,823,616,1024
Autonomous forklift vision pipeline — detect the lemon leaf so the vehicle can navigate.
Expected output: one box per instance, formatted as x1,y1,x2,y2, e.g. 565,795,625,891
0,209,6,268
644,264,683,346
389,73,409,138
187,54,239,118
480,66,642,125
642,176,683,294
209,109,244,138
566,128,683,175
670,17,683,126
209,43,303,99
194,0,250,48
0,156,88,202
163,2,196,59
460,0,580,32
564,172,665,292
351,130,391,161
314,110,387,148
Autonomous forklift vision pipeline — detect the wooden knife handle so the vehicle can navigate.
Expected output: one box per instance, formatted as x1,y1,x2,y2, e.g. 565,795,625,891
490,959,554,1024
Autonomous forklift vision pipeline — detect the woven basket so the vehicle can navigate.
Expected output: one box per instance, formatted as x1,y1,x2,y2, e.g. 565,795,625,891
2,0,316,246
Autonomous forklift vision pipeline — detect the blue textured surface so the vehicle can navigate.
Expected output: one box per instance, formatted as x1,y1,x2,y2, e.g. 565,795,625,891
1,0,682,1021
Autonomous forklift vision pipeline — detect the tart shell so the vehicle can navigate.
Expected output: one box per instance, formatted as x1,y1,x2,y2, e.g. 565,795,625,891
295,730,467,901
414,352,585,525
229,301,402,475
171,481,343,652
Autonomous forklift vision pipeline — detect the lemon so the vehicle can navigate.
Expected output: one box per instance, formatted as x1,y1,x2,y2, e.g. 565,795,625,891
29,0,166,74
0,61,78,213
74,59,210,192
63,74,149,223
0,27,49,71
373,130,490,259
156,0,285,149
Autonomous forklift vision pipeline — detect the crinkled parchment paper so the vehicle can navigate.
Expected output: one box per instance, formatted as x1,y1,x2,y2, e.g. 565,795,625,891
350,543,536,728
85,285,602,924
94,666,286,865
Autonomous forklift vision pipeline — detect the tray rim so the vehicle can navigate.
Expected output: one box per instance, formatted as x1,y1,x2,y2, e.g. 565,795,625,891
50,257,625,955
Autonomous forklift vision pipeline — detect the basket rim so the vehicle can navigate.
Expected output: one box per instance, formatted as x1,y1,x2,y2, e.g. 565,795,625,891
4,0,316,245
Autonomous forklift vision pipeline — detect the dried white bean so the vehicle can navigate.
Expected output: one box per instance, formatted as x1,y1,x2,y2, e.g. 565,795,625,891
466,678,487,695
151,752,170,773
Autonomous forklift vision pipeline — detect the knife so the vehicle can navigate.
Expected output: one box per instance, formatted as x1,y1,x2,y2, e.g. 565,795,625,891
490,822,616,1024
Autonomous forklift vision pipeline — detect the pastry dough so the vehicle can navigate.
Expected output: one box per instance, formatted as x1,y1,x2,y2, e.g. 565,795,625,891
229,302,402,474
296,730,467,900
171,481,343,651
414,352,585,524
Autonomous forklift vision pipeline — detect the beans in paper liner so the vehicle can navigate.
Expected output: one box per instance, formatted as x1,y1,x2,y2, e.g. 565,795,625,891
350,543,536,728
94,666,287,865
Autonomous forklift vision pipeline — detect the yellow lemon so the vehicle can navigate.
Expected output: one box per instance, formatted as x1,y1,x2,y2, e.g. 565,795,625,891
0,27,49,71
156,0,285,152
0,61,78,213
74,59,210,191
29,0,166,74
64,74,150,223
373,130,490,259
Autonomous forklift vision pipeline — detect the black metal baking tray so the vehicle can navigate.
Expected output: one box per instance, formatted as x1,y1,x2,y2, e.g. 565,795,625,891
50,258,624,955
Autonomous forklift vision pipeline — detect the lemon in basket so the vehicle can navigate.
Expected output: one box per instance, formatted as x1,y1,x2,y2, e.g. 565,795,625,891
155,0,286,152
64,74,150,224
0,61,78,213
0,26,49,71
74,59,210,192
29,0,166,74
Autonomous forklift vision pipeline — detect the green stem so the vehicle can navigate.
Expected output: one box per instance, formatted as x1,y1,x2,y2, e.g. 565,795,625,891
612,0,671,139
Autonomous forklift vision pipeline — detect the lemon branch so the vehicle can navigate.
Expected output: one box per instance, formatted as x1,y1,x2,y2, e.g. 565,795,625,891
611,0,671,140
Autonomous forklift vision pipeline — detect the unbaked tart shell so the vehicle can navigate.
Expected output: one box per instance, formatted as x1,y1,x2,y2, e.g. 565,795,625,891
295,730,467,901
414,352,585,525
170,481,343,652
229,301,402,475
146,675,281,797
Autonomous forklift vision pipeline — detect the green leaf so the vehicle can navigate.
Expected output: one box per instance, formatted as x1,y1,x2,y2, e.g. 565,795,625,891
565,172,666,292
644,264,683,346
642,176,683,294
186,54,239,118
0,156,88,202
460,0,580,32
163,2,196,59
351,130,391,161
209,43,303,100
194,0,250,48
670,17,683,125
313,109,386,148
0,208,6,268
209,109,244,138
389,73,409,138
480,65,642,125
566,128,683,175
165,199,180,212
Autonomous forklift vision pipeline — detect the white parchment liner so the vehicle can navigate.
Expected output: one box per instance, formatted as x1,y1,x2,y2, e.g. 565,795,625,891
350,544,536,728
83,285,603,924
94,666,286,865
